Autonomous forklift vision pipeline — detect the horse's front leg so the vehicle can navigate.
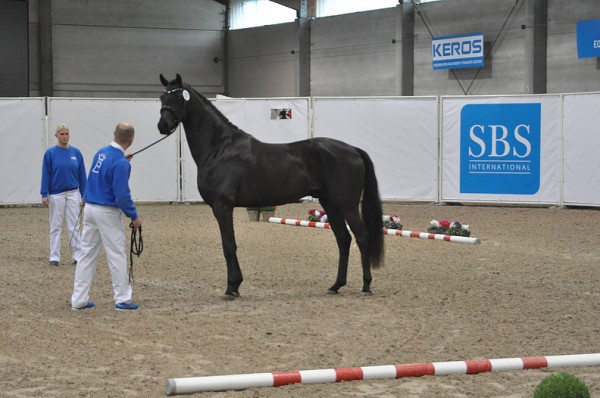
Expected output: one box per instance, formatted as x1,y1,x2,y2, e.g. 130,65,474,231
212,204,243,299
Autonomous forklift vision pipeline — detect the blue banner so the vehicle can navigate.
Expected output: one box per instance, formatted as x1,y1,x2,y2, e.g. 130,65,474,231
460,103,541,195
432,33,484,70
577,19,600,58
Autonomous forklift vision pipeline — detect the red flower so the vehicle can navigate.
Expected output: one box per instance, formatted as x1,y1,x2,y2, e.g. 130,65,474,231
439,219,451,228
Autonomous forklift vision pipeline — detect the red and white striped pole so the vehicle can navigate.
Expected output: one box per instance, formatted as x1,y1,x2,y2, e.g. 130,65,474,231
268,217,480,245
269,217,331,230
164,353,600,395
382,227,480,244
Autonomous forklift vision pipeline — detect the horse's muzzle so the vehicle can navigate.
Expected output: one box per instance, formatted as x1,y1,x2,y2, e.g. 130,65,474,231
157,119,175,136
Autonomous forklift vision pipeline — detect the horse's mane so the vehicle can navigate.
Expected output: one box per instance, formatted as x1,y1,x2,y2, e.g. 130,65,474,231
185,84,251,138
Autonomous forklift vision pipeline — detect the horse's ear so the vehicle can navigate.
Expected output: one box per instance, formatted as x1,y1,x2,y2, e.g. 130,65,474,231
160,74,169,87
176,73,182,86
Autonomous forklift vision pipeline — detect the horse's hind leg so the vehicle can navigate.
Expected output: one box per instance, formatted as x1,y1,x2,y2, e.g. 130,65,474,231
321,201,352,294
345,211,372,294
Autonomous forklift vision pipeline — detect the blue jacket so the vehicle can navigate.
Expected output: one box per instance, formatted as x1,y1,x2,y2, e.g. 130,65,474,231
40,145,87,197
84,142,138,220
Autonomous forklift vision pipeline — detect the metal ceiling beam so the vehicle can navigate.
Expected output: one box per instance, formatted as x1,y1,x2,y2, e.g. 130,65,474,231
213,1,315,17
269,0,299,11
271,0,316,18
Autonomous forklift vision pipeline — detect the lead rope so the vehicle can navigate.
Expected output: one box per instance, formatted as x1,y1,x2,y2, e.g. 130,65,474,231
126,133,172,283
129,223,143,283
130,133,171,156
68,204,85,251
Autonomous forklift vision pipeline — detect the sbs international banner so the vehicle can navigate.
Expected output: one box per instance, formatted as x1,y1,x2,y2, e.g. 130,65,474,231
441,95,561,204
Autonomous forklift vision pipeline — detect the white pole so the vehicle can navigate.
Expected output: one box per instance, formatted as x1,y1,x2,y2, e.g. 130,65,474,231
165,353,600,395
268,217,480,245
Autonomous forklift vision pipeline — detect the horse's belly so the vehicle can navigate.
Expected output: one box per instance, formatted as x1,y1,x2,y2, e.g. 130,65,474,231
237,175,315,205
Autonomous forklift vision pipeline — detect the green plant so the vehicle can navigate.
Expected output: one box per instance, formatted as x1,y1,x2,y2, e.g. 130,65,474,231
383,215,402,230
428,219,471,237
259,206,276,212
533,372,590,398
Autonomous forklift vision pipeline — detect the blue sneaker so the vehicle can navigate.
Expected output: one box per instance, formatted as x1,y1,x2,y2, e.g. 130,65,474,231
72,301,95,310
115,302,139,311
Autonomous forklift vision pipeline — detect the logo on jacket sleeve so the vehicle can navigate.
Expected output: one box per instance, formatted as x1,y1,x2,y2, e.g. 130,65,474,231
460,103,541,195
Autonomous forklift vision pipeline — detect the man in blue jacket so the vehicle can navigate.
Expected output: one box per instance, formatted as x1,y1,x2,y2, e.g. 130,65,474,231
71,122,142,311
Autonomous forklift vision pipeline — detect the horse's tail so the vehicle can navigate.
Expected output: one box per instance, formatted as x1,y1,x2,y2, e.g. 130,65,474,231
357,148,384,268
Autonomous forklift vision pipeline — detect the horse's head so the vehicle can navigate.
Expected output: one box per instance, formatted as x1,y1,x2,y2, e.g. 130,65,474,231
158,73,190,135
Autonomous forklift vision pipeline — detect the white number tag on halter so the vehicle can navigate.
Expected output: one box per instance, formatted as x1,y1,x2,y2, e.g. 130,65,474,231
182,90,190,101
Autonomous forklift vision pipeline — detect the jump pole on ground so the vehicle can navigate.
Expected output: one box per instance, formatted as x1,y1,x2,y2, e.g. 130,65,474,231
268,217,480,245
164,353,600,395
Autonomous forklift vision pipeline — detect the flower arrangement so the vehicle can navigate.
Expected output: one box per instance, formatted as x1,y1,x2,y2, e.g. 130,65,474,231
308,209,328,223
383,215,403,230
428,219,471,237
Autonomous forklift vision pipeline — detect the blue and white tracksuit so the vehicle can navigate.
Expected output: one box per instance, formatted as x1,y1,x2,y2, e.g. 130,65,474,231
40,145,87,263
71,142,139,308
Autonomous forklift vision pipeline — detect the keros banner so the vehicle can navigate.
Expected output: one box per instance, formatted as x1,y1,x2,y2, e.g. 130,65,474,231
576,19,600,58
441,96,561,204
432,32,484,70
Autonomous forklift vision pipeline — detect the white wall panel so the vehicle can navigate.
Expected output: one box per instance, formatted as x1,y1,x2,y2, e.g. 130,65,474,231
0,98,46,204
563,92,600,206
313,97,438,201
47,98,179,203
212,98,310,142
4,94,600,208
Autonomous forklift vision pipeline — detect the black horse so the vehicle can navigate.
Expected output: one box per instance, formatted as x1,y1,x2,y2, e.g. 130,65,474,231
157,74,384,299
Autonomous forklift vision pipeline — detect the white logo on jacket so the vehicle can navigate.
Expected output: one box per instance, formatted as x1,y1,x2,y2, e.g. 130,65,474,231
91,153,106,174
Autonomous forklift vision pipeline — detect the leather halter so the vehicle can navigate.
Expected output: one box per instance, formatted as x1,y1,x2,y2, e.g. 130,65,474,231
160,87,187,134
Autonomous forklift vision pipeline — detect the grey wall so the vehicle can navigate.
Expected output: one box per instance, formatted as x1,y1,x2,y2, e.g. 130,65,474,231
19,0,600,99
0,0,29,97
28,0,225,98
228,22,300,97
311,9,397,96
413,0,528,95
227,0,600,98
547,0,600,93
28,1,41,96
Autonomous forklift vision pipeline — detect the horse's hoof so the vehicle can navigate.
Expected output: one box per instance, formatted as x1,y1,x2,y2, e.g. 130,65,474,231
222,292,239,301
361,291,373,296
327,289,338,295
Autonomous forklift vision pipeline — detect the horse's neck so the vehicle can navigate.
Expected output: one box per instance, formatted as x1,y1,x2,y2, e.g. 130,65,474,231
182,96,235,166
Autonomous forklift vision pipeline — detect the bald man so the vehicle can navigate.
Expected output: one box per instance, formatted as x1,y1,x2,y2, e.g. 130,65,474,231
71,122,142,311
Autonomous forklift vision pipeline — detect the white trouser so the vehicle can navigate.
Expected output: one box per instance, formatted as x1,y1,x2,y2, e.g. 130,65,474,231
71,203,133,308
48,189,82,262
